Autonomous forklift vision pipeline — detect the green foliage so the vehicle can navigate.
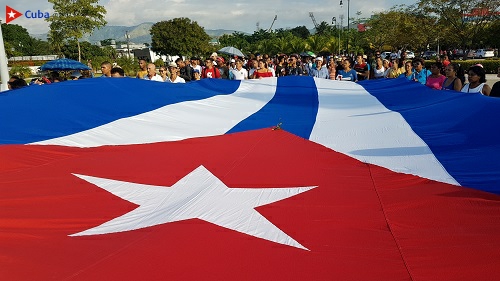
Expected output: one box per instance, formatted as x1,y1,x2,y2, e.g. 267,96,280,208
452,60,499,74
289,26,310,39
416,0,499,48
47,0,107,61
218,32,251,55
61,41,108,60
306,35,330,54
154,59,165,67
9,64,33,79
47,30,65,57
150,18,211,57
315,21,337,36
100,38,115,46
115,56,137,76
248,30,275,44
1,23,52,56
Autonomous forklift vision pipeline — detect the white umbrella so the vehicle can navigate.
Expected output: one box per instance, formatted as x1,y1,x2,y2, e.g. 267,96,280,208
218,46,245,57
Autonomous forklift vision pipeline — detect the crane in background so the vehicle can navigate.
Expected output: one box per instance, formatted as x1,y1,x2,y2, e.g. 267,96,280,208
309,12,319,29
267,15,278,32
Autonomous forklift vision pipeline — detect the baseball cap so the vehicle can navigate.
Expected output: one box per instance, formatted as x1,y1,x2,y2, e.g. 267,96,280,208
70,71,82,78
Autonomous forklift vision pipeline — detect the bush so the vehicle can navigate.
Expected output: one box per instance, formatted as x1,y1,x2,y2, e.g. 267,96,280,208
154,58,165,67
116,56,137,77
9,64,33,79
425,59,500,74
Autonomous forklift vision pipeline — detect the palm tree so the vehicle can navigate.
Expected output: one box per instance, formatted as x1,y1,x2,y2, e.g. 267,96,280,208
306,35,330,54
48,30,65,58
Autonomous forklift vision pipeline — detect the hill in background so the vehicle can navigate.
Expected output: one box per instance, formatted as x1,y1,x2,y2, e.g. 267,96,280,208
31,23,246,44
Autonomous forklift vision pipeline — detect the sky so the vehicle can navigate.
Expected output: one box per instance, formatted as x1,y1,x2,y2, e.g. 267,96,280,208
1,0,416,36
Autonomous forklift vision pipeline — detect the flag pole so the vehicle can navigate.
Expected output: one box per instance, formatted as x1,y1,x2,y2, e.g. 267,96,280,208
0,20,11,91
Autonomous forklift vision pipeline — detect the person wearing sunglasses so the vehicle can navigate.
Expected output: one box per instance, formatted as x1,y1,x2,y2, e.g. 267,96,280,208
158,66,169,82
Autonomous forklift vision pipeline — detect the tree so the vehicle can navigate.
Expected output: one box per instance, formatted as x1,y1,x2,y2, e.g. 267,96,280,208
218,32,251,52
150,18,211,57
100,38,115,46
482,19,500,48
306,35,330,54
363,7,438,52
48,30,65,57
46,0,107,62
1,24,31,55
416,0,499,51
289,26,310,39
315,21,336,36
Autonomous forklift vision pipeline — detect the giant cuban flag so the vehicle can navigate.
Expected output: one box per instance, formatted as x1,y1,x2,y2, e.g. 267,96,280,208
1,76,499,280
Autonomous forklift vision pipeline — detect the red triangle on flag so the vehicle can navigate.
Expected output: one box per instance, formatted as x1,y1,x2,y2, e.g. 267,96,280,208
6,6,22,24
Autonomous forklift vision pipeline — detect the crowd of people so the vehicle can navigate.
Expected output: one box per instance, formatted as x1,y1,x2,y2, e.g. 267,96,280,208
6,51,500,97
129,51,499,97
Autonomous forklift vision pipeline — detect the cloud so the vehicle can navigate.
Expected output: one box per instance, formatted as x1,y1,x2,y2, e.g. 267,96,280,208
0,0,415,35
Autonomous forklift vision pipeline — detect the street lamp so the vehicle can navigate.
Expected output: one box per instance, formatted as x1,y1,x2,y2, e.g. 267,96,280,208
332,17,340,55
340,0,350,55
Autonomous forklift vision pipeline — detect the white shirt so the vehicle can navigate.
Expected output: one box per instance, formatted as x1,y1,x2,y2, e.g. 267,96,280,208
143,74,163,82
461,83,486,94
231,68,248,80
191,64,202,73
268,67,276,77
166,76,186,83
373,67,386,78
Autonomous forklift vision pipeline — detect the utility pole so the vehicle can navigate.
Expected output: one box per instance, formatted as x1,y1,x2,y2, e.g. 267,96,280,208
126,31,131,59
339,14,344,54
0,20,10,92
332,17,340,55
340,0,350,55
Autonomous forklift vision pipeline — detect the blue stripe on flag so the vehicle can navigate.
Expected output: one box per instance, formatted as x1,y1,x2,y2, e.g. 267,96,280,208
360,78,500,193
227,76,319,139
0,78,240,144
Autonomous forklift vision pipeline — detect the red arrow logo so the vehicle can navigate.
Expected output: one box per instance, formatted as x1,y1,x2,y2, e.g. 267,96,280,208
6,6,22,24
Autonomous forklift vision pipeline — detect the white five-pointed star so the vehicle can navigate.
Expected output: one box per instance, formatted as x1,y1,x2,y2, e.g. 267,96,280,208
8,11,17,18
71,165,316,250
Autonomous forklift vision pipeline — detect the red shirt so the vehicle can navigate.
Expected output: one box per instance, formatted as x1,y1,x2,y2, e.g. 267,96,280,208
202,67,221,79
254,71,273,78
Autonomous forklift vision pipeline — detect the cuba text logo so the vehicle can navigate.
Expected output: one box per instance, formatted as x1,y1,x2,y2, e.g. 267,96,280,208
5,5,50,24
25,10,50,19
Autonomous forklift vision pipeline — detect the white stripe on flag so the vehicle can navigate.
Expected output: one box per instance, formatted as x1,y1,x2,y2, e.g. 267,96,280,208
309,78,458,185
32,79,277,147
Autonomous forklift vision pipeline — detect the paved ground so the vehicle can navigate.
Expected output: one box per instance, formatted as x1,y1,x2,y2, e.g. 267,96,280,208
485,74,500,88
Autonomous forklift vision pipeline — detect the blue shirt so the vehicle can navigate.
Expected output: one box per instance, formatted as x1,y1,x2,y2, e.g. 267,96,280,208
398,72,413,80
411,69,431,85
309,67,329,79
338,69,358,81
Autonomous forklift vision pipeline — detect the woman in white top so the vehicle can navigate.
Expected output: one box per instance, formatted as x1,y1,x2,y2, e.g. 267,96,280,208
373,57,385,79
461,65,491,95
382,59,390,78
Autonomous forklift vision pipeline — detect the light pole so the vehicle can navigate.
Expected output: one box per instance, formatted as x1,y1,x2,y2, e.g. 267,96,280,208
332,17,341,55
0,19,10,92
340,0,350,55
125,31,131,59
